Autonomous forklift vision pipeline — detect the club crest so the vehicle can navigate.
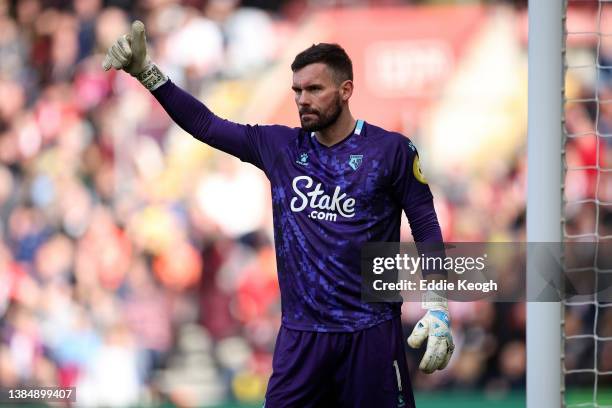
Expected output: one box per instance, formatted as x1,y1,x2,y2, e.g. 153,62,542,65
348,154,363,171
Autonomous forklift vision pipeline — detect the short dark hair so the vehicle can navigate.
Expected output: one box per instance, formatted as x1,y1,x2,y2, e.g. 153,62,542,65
291,43,353,83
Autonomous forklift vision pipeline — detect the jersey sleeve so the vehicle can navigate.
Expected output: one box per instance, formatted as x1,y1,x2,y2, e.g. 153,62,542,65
389,137,443,243
152,80,289,176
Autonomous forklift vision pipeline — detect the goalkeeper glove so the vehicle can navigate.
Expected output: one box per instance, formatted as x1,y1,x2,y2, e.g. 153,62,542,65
407,291,454,374
102,20,168,91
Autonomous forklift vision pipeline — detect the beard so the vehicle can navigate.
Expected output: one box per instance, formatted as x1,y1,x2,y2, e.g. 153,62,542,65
299,96,343,132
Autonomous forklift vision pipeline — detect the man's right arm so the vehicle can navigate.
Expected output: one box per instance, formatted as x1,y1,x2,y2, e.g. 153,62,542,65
151,79,272,169
103,20,287,172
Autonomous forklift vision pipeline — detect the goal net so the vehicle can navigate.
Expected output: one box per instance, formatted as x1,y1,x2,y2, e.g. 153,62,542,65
563,1,612,407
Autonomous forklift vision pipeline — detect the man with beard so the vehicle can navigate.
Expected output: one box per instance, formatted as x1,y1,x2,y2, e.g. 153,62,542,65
104,21,454,408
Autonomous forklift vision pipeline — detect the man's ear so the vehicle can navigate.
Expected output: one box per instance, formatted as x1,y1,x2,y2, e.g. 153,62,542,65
340,80,353,102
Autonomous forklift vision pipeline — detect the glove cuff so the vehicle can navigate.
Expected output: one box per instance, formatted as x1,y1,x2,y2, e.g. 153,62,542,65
422,290,448,311
135,64,168,91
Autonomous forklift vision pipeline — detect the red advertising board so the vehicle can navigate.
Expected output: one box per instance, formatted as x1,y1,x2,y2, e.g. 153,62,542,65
267,6,488,132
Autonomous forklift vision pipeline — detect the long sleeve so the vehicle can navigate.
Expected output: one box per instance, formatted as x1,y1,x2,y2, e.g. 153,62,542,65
388,137,442,242
405,200,443,243
151,80,291,174
389,136,444,277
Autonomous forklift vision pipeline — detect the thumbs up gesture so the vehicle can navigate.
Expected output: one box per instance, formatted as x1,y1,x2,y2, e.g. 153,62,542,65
102,20,151,77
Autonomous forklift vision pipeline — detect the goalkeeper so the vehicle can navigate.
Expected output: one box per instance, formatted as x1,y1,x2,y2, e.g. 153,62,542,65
103,21,454,408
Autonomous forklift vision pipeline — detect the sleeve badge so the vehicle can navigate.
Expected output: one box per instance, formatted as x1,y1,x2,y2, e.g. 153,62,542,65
413,155,428,184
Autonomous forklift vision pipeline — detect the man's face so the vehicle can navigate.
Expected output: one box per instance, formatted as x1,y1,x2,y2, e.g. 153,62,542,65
292,63,344,132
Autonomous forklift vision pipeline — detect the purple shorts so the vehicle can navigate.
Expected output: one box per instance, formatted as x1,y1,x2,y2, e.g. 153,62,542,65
264,316,415,408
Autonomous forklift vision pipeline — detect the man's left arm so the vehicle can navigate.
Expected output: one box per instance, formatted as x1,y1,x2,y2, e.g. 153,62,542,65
390,137,454,374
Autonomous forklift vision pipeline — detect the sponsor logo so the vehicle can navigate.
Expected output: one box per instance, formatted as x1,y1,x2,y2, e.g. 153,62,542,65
290,176,355,222
296,152,309,166
348,154,363,171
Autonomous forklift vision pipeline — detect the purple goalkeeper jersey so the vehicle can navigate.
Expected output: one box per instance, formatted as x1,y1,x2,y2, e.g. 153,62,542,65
153,81,442,332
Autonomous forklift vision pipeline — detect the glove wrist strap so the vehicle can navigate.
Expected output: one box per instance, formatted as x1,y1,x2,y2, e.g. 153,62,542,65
422,290,448,311
135,64,168,91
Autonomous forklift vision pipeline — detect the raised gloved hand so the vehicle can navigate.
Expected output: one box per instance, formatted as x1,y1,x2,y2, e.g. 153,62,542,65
102,20,167,91
407,292,454,374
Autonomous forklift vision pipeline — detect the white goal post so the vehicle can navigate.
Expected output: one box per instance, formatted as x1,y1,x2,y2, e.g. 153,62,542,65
527,1,564,408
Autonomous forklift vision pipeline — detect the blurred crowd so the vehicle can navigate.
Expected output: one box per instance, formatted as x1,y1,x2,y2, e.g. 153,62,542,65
0,0,609,406
1,0,283,405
